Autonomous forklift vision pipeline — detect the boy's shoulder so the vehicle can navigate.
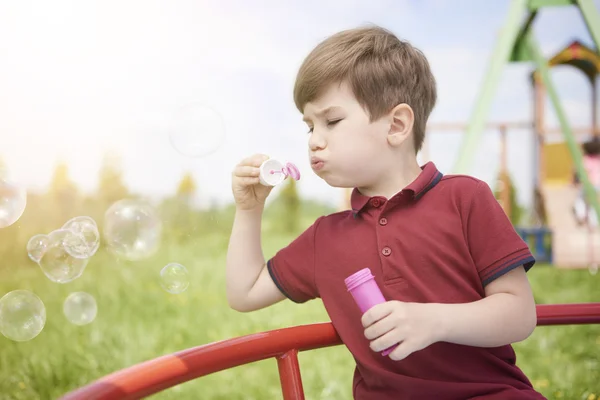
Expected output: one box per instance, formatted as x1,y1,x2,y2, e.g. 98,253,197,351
312,209,353,224
419,169,492,199
438,173,488,192
436,173,497,209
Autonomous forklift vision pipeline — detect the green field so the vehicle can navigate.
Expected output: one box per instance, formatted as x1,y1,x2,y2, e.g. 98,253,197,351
0,233,599,400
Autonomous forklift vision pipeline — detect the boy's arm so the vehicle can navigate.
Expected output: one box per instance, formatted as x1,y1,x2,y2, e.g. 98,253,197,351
363,267,536,360
226,207,285,312
434,265,537,347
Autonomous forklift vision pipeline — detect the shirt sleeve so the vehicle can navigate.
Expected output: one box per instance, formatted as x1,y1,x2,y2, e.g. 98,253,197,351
466,181,536,286
266,216,323,303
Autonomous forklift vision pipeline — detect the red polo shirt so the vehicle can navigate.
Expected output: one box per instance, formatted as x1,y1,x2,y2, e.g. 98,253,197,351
267,162,543,400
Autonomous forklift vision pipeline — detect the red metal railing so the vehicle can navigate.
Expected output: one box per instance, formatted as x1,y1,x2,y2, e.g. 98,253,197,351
60,303,600,400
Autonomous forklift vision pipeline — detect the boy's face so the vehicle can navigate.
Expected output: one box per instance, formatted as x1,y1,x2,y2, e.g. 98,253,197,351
302,81,395,190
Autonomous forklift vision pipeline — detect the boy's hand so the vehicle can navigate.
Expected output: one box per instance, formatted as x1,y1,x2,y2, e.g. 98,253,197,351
232,154,273,211
362,300,441,361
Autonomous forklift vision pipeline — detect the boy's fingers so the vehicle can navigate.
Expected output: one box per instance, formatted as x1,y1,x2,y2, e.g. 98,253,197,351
234,166,260,177
240,154,269,167
240,177,260,186
361,302,393,328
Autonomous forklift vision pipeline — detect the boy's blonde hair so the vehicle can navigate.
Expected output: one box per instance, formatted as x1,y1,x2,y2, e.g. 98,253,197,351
294,25,436,153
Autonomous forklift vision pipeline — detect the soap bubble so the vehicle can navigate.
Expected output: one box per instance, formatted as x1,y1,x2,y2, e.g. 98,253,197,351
160,263,190,294
0,290,46,342
103,199,162,260
0,178,27,229
39,229,89,283
27,234,49,263
62,216,100,258
168,103,226,157
63,292,97,326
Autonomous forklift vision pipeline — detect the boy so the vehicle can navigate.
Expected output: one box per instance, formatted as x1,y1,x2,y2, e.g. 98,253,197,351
227,25,544,399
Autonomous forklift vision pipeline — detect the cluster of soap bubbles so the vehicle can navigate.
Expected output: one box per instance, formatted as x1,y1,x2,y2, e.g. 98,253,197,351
0,198,191,342
27,216,99,284
0,102,226,342
0,215,102,341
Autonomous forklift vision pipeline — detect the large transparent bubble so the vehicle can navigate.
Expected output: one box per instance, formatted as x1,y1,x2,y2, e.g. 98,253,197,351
0,177,27,229
39,229,89,283
103,199,162,260
62,216,100,258
168,103,226,158
0,290,46,342
63,292,97,326
27,234,49,263
160,263,190,294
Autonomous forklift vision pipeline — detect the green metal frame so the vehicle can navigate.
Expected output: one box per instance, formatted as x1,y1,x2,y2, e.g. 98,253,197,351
578,0,600,47
451,0,528,174
452,0,600,224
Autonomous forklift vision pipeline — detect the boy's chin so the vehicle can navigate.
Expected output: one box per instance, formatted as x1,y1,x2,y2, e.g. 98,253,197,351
320,176,355,189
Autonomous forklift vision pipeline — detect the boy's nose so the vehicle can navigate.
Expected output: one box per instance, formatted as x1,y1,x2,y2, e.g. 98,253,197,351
308,131,326,151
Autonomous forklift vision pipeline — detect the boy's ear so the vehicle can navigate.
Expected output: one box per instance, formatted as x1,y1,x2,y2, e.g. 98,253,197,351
387,103,414,147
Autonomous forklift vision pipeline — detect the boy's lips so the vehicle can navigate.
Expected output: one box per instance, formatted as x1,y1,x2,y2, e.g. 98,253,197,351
311,157,325,171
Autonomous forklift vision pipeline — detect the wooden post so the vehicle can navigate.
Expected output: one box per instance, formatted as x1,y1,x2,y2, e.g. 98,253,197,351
532,71,547,225
534,73,546,184
499,124,511,218
593,79,598,137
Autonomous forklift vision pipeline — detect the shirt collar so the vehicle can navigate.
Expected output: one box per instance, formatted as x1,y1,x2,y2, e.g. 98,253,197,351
350,162,443,215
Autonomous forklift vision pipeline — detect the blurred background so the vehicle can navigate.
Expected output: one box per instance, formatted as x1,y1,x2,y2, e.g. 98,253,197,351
0,1,599,399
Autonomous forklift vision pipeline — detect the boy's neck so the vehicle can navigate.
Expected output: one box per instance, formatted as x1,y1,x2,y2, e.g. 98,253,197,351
358,156,423,200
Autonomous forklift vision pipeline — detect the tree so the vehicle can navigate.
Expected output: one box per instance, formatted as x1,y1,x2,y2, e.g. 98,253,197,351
279,178,300,233
48,161,81,223
158,172,199,243
176,172,196,207
98,152,128,206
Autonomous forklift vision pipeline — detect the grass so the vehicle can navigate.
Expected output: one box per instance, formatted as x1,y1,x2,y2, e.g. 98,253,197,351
0,233,599,400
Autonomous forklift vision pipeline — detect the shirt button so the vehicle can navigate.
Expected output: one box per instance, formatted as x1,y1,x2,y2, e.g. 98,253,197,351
379,217,388,226
371,198,381,207
382,247,392,256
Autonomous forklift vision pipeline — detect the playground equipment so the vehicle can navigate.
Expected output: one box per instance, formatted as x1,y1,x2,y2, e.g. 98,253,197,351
61,1,600,399
534,38,600,268
452,0,600,269
60,304,600,399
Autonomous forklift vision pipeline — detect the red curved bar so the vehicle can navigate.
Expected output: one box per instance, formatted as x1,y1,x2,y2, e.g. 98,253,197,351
60,322,340,400
537,303,600,325
60,303,600,400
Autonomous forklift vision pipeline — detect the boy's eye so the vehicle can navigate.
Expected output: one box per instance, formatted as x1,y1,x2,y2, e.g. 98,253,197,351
306,119,342,134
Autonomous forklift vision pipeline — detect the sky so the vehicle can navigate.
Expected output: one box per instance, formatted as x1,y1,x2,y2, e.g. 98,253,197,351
0,0,598,211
